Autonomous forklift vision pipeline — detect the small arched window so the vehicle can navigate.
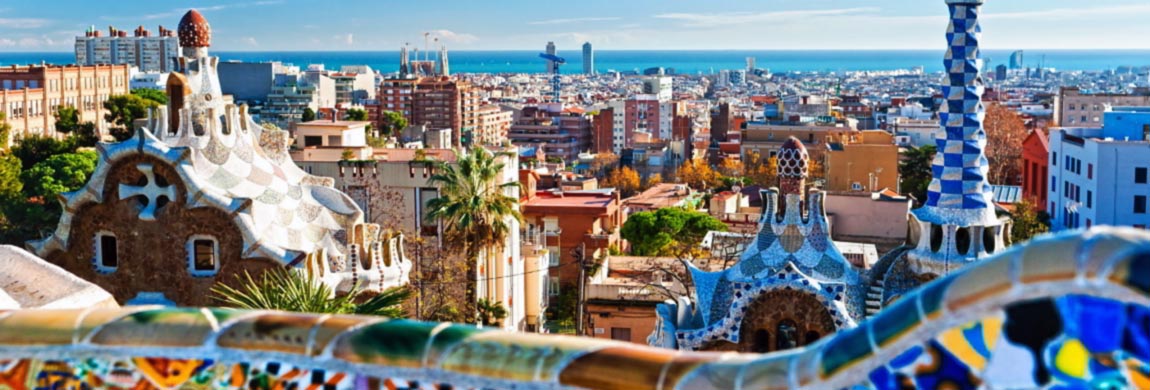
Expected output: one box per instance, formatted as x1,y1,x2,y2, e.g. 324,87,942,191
94,232,118,274
187,235,219,277
776,320,800,351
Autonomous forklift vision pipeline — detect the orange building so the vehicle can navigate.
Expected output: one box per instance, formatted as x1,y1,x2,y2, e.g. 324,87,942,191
0,64,131,142
823,130,900,192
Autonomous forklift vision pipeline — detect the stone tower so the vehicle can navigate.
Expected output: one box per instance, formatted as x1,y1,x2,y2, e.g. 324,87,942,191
777,136,809,215
907,0,1009,277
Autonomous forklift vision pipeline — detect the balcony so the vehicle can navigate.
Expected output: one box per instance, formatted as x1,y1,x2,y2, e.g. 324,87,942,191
585,283,667,302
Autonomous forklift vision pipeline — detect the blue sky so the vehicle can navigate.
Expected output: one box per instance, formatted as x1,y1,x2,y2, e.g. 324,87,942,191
2,0,1150,51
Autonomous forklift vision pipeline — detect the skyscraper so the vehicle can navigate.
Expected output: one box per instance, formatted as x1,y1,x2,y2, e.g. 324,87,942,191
1009,50,1025,69
582,42,595,75
546,41,558,74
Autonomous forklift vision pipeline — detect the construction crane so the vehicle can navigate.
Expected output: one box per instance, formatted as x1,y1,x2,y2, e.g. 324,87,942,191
539,53,566,103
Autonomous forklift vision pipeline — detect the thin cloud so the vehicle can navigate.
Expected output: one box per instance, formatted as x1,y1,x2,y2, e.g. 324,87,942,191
654,7,881,28
985,4,1150,21
528,17,621,26
125,1,285,21
430,29,479,44
0,17,51,29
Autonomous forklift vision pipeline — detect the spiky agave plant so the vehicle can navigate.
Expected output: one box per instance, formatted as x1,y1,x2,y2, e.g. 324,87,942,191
211,268,411,317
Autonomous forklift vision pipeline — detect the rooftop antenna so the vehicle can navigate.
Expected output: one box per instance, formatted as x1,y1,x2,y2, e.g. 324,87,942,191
424,32,430,63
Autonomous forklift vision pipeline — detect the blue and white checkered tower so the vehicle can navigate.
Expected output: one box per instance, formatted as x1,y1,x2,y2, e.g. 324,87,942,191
907,0,1010,276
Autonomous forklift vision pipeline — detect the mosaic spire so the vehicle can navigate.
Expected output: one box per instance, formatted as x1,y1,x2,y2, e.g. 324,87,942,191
919,0,996,227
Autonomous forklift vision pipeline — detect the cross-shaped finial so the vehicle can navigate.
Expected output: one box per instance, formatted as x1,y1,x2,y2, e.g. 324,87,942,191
118,163,176,221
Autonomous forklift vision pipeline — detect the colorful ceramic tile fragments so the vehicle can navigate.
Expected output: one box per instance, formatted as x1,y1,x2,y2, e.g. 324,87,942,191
0,228,1143,389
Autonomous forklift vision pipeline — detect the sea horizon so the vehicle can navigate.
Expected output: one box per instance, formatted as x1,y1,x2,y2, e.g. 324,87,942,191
3,49,1150,75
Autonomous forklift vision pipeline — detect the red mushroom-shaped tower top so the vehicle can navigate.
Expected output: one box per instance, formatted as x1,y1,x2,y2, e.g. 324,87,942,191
777,137,809,179
178,10,211,48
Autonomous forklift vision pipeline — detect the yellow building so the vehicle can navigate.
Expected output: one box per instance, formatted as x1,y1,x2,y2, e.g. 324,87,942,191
824,130,899,192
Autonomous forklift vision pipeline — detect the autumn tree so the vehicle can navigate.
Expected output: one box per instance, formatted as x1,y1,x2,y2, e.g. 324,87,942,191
718,158,744,178
588,153,620,177
601,166,641,198
985,103,1027,185
677,159,721,190
1011,200,1050,245
644,173,663,188
743,151,778,188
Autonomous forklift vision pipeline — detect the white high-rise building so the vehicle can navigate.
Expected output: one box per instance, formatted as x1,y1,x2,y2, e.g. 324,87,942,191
642,77,672,102
75,25,180,73
1049,107,1150,231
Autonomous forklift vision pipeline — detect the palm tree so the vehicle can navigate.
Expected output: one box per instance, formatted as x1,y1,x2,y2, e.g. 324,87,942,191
477,298,509,327
425,146,522,323
211,269,411,317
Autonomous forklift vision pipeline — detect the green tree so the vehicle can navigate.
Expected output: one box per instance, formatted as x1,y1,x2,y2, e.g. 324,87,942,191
425,146,523,323
378,111,408,137
104,94,159,142
211,268,411,317
10,135,78,170
54,107,100,147
131,88,168,105
0,154,21,202
0,113,10,151
301,107,317,122
0,151,97,245
345,108,368,121
900,145,936,205
621,208,727,256
1011,200,1050,245
21,151,98,202
54,106,80,135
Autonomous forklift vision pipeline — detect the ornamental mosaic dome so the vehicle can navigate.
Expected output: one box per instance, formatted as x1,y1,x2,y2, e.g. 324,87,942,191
178,10,210,47
777,136,809,178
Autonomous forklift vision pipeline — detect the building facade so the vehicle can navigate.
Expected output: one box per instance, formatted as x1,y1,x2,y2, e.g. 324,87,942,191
75,25,180,73
1021,129,1050,207
411,77,480,146
1049,107,1150,230
0,63,131,140
1055,87,1150,128
740,121,852,161
521,181,624,299
823,130,899,192
509,105,594,163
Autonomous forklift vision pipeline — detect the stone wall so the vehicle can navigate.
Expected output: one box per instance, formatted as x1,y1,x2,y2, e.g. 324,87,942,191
735,289,837,353
44,155,283,306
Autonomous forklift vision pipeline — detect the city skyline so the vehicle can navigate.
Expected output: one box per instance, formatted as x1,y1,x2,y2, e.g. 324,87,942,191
3,0,1150,52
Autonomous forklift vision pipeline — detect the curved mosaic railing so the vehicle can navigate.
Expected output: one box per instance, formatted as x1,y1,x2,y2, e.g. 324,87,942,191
0,227,1148,389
